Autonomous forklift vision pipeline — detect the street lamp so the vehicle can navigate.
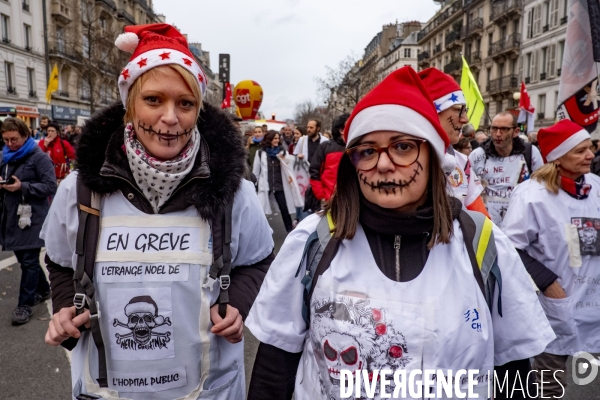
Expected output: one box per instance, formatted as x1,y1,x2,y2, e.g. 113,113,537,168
512,92,521,108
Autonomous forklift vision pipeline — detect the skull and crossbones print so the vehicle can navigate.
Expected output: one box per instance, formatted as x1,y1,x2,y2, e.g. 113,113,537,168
113,295,172,350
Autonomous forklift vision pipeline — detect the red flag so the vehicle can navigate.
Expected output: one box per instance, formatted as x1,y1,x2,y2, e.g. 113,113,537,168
221,82,232,109
519,81,535,113
518,81,535,133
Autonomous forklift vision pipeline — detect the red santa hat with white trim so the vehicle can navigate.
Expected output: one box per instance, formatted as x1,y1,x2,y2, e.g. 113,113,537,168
115,23,208,108
538,119,591,162
418,68,465,113
344,66,452,170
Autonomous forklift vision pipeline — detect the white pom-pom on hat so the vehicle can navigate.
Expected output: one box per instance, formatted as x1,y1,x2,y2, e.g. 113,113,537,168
115,32,139,53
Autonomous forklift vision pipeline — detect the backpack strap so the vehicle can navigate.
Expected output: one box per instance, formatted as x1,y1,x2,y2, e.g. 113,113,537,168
204,200,233,318
74,175,107,387
524,142,533,174
297,213,338,326
459,210,503,317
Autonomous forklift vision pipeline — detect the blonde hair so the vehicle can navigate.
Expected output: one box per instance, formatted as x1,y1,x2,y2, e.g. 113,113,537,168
531,162,560,194
124,64,202,124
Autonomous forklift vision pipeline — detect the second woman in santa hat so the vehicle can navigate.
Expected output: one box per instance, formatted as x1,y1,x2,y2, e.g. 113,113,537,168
246,66,553,399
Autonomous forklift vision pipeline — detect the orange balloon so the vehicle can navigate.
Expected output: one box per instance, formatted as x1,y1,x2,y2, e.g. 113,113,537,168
234,80,263,120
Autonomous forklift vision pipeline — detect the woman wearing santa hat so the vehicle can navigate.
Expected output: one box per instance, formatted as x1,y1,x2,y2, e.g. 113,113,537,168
246,66,554,400
418,68,489,218
502,119,599,398
40,24,274,399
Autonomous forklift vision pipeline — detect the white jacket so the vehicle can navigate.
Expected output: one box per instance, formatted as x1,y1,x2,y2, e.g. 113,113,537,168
293,134,328,162
252,149,304,215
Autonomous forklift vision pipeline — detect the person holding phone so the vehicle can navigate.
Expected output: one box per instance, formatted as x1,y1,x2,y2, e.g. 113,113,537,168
0,117,57,325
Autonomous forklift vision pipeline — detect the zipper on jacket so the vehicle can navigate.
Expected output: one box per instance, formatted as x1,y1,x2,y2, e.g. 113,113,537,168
394,235,401,281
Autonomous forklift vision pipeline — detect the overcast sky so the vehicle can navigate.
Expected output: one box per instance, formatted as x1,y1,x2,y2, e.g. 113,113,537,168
152,0,441,121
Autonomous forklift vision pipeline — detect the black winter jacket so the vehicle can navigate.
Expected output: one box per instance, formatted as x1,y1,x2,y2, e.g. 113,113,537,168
46,101,274,320
0,146,57,250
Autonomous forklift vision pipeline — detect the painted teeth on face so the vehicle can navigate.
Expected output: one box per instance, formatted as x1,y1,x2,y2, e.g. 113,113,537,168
358,162,423,195
137,121,194,141
447,116,461,132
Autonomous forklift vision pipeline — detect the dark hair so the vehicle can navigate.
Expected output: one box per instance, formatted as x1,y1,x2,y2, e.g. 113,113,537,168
592,139,599,148
295,126,307,136
453,137,472,152
40,115,50,121
332,113,350,145
326,145,453,248
261,130,280,149
494,111,517,127
308,119,321,131
46,122,61,134
1,117,30,138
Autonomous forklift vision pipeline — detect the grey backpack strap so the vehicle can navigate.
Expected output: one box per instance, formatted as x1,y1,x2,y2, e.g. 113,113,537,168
204,200,233,319
74,176,108,387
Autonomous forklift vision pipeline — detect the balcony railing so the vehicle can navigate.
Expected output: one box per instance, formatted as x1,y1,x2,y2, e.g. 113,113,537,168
525,77,531,84
95,0,117,10
57,90,70,97
6,86,17,95
488,74,519,95
540,72,547,80
117,9,135,24
28,90,36,97
490,0,523,22
433,43,442,55
2,37,10,44
466,51,482,64
561,16,568,24
462,17,484,37
491,33,521,57
417,0,463,42
80,95,91,101
537,112,545,120
445,30,463,47
557,68,562,76
444,59,462,74
417,51,431,62
543,25,549,32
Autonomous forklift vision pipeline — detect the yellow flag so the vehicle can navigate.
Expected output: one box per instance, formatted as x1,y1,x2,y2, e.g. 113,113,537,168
45,64,59,104
460,56,485,130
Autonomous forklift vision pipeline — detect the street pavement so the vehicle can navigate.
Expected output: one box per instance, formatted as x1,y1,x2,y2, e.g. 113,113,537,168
1,211,599,399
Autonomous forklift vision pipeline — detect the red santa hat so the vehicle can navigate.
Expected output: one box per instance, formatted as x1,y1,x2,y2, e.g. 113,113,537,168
344,66,451,169
115,23,208,108
538,119,591,162
418,68,465,113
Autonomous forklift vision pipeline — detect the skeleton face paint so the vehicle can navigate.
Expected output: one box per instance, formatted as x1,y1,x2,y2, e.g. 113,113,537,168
358,161,423,196
132,66,198,161
438,105,467,145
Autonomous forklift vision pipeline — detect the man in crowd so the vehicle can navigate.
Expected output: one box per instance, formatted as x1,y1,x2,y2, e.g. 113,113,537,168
475,129,488,144
279,126,294,148
418,68,488,216
469,111,544,225
39,115,50,137
462,123,479,150
293,119,328,163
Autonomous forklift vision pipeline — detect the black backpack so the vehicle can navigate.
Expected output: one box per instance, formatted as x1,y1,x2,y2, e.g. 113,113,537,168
70,176,233,388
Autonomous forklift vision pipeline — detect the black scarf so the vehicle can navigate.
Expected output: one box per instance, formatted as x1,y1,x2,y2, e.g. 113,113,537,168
359,194,435,236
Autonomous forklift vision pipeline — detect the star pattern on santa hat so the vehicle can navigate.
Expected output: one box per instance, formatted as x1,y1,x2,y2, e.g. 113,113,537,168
182,58,193,66
137,58,147,68
434,103,441,112
449,93,459,102
159,51,171,60
121,68,130,80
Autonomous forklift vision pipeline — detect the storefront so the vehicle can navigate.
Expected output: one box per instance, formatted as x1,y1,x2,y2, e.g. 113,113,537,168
16,105,40,129
52,105,91,126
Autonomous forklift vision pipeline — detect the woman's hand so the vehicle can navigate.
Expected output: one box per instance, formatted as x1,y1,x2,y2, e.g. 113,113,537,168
543,280,567,299
2,176,21,192
45,306,91,346
210,304,243,343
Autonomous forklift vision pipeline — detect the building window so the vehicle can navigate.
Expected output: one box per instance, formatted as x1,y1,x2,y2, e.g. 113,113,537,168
526,9,533,38
99,16,107,34
538,94,546,118
27,68,35,96
496,100,503,114
81,78,91,100
22,0,29,12
82,34,90,58
5,62,15,93
1,14,10,43
541,47,548,74
57,27,65,52
24,24,31,50
404,48,411,58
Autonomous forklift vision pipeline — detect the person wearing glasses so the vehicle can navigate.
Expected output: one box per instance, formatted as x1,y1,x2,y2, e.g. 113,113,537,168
246,67,554,400
419,68,488,217
502,120,599,397
469,111,544,226
0,117,57,325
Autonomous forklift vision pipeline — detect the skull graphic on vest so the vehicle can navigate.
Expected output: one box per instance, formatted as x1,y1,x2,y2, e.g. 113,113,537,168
312,296,411,398
113,295,172,350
